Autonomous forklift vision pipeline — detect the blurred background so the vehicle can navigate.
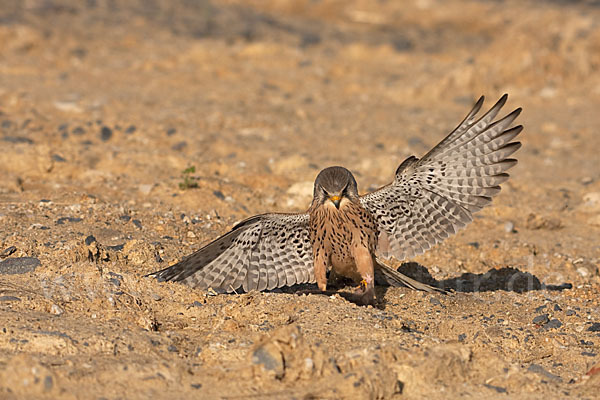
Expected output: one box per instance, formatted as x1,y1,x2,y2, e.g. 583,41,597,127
1,0,600,263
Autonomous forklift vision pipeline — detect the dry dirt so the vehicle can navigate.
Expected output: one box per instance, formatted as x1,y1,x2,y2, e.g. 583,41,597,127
1,0,600,398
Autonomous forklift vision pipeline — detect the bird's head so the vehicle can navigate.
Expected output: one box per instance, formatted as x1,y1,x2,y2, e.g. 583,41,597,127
312,166,359,209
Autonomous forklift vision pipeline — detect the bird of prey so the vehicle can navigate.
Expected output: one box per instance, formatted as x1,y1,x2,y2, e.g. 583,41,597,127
148,94,522,304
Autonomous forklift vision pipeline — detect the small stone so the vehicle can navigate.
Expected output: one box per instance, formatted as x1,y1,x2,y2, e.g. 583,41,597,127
532,314,550,325
171,141,187,151
0,246,16,258
554,304,562,312
52,154,66,162
50,304,64,315
56,217,83,225
72,126,85,135
0,296,21,302
139,184,153,195
125,125,136,134
534,305,546,313
577,267,590,277
167,345,178,352
527,364,561,382
166,128,176,136
100,126,113,141
187,231,196,238
252,344,284,379
151,293,162,301
213,190,225,200
132,219,142,229
504,221,515,233
566,310,576,316
0,257,41,275
3,136,33,144
543,319,562,330
587,323,600,332
429,297,442,306
85,235,97,245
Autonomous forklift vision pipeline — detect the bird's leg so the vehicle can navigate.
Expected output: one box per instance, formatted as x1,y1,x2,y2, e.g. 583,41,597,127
353,247,375,305
314,248,328,292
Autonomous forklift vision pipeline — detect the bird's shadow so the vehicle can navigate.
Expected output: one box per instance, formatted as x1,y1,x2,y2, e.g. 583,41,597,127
277,262,572,307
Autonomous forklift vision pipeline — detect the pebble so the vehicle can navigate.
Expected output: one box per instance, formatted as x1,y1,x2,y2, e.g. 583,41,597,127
125,125,136,134
166,128,176,136
577,267,590,277
0,257,41,275
252,344,284,378
139,184,153,195
56,216,83,224
527,364,561,382
132,219,142,229
100,126,113,141
543,319,563,330
50,304,64,315
587,323,600,332
72,126,85,135
504,221,515,233
0,246,17,258
532,314,549,325
0,296,21,302
172,141,187,151
3,135,33,144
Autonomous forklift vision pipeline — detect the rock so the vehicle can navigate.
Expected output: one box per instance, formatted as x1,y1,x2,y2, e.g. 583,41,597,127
527,364,561,382
139,184,153,195
50,304,64,315
0,296,21,302
581,192,600,212
587,323,600,332
252,343,285,379
532,314,549,325
3,135,33,144
543,319,563,330
56,217,82,225
504,221,515,233
0,257,41,275
125,125,136,134
100,126,113,141
577,267,590,277
0,246,16,258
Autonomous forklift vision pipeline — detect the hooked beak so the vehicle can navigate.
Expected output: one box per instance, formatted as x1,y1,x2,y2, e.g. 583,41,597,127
329,195,341,209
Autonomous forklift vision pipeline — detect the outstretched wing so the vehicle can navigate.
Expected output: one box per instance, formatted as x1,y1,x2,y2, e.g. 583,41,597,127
148,213,314,292
360,94,522,260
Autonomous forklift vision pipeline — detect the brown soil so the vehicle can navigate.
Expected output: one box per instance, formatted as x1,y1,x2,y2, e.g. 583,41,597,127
1,0,600,398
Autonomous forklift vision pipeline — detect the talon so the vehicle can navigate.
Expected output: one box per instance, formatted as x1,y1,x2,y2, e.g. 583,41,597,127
359,279,368,291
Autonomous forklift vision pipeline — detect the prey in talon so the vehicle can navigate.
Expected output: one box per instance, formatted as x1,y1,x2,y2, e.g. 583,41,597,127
148,94,522,305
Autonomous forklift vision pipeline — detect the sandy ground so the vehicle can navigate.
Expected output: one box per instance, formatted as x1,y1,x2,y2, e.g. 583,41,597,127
1,0,600,398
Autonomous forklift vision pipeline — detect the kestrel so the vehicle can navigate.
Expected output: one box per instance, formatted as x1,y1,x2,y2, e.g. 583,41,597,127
149,95,522,304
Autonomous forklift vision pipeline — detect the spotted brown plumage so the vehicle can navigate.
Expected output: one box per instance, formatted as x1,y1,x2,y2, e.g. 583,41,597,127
148,94,522,304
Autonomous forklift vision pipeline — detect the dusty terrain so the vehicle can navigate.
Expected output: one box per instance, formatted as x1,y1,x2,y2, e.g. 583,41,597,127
1,0,600,398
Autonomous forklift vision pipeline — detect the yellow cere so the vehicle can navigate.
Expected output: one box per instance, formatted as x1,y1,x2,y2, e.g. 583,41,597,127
330,195,341,202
